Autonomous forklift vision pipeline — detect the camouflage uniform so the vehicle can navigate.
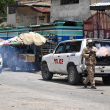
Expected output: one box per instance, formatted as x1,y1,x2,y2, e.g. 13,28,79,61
82,45,97,86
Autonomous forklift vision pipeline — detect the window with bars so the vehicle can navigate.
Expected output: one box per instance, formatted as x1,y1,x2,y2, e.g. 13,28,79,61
9,7,16,14
61,0,79,5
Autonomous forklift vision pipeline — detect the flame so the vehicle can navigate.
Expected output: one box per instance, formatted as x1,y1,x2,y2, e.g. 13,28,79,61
97,48,109,55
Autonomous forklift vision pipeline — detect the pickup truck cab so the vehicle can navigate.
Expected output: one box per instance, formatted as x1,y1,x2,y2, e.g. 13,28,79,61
41,38,110,85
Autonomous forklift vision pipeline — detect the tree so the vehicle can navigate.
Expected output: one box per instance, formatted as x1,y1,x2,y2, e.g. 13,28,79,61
0,0,15,24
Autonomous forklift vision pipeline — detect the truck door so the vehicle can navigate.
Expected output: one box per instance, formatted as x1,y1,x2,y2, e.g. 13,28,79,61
59,41,83,73
50,43,65,72
58,42,71,73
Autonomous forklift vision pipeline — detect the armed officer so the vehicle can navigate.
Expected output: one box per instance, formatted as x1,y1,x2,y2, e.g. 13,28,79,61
82,39,97,89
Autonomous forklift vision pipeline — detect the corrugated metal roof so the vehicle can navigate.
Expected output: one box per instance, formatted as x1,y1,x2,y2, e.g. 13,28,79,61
90,0,110,6
18,0,51,7
90,0,110,10
33,7,50,13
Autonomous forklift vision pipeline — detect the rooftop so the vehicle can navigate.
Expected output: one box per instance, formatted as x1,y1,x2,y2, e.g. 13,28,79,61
18,0,51,7
33,7,50,13
90,0,110,10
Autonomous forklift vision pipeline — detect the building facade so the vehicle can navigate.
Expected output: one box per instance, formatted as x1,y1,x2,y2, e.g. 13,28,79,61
1,0,51,27
50,0,108,22
50,0,91,22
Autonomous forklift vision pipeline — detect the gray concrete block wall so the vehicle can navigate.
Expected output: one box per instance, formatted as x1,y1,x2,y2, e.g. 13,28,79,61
16,7,50,26
16,7,37,26
50,0,91,22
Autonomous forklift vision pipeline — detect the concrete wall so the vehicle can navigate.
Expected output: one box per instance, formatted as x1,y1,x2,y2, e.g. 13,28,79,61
7,14,16,27
16,7,37,26
16,7,50,26
0,7,16,27
51,0,91,22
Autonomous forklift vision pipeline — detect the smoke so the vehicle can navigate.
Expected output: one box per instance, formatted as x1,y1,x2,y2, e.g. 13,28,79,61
95,43,110,57
0,46,36,72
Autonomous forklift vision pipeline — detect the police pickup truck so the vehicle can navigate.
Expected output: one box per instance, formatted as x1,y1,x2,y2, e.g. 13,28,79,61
41,39,110,85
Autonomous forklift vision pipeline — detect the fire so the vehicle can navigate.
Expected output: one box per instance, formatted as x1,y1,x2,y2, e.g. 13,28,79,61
95,43,110,57
96,48,109,56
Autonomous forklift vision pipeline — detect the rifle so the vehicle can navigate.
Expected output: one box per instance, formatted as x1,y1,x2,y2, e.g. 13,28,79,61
86,51,96,56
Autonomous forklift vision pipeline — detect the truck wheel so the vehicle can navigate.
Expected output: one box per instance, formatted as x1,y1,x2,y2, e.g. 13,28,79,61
68,66,79,85
42,64,53,80
102,75,110,84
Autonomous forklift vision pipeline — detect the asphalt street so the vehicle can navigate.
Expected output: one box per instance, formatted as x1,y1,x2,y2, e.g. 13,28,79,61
0,69,110,110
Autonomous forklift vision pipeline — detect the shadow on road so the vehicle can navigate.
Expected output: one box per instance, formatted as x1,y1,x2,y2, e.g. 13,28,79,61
3,68,110,88
39,75,110,87
39,78,70,85
2,68,36,73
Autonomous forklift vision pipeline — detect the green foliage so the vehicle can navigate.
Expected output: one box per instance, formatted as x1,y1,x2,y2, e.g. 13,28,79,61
0,24,13,30
0,24,5,30
0,0,15,24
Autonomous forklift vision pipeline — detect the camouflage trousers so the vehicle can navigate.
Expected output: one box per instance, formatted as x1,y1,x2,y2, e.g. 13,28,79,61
83,65,95,86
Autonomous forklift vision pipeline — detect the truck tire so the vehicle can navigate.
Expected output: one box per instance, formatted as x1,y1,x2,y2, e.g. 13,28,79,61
42,64,53,80
68,66,80,85
102,75,110,84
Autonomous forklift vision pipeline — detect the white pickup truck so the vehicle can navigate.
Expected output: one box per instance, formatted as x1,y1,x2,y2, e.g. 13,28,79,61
41,39,110,85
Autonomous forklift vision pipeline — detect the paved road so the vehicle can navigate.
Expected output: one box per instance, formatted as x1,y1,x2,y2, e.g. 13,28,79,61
0,69,110,110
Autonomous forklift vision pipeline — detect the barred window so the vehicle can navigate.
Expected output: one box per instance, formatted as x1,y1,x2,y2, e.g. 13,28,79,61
9,7,16,14
39,16,45,20
61,0,79,5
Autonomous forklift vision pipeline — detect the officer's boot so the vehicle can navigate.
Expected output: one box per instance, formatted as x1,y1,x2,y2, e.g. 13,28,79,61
91,86,96,89
83,82,87,88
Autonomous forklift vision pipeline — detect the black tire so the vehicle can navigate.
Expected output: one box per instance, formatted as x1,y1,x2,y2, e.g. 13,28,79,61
102,75,110,84
68,66,80,85
42,64,53,80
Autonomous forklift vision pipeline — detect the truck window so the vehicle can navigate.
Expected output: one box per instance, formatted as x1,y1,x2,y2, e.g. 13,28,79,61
55,43,65,54
64,41,82,53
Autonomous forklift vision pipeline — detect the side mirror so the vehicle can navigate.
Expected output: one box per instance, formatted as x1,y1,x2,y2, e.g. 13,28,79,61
49,49,53,54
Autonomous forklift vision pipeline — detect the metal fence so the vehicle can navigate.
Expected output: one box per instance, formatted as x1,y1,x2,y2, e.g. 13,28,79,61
83,11,110,39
